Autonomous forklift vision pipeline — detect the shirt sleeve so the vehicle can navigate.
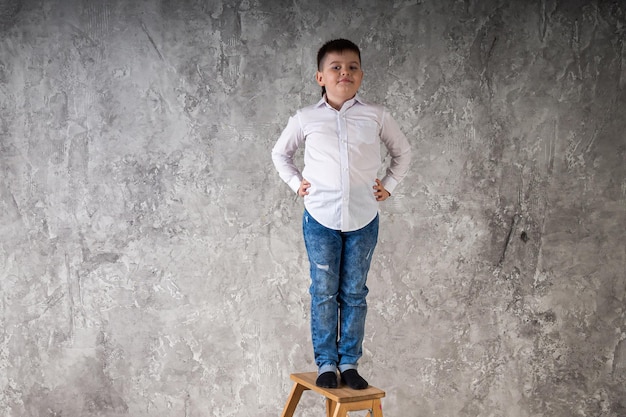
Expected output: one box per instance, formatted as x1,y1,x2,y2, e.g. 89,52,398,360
379,109,412,194
271,113,305,194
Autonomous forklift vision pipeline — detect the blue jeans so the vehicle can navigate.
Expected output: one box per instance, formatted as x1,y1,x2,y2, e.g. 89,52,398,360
302,209,379,374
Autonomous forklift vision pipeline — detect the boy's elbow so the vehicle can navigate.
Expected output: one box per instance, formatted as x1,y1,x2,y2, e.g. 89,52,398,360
271,150,289,166
394,146,411,162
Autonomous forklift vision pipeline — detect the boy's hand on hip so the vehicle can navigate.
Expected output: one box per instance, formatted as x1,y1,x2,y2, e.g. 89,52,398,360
298,179,311,197
374,179,390,201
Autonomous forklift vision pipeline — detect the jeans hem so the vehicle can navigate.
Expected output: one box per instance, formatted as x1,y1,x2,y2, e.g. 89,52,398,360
338,363,358,373
318,364,338,375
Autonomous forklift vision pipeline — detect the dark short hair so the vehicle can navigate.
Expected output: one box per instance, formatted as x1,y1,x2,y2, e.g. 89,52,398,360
317,39,361,70
316,39,361,96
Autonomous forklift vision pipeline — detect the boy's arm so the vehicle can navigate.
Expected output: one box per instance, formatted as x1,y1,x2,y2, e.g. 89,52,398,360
271,114,305,194
379,109,412,195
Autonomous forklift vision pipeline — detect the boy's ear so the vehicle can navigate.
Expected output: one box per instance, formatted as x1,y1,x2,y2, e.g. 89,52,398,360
315,71,324,86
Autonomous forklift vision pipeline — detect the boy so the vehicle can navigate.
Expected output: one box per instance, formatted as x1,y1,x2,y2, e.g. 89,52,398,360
271,39,411,389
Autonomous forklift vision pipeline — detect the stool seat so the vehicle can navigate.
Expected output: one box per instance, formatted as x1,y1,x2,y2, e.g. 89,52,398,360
281,372,385,417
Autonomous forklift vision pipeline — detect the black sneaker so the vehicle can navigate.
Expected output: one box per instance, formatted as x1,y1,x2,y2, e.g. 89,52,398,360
340,369,368,389
316,371,338,388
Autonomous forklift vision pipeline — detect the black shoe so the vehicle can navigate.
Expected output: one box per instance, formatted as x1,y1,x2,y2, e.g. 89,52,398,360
340,369,368,389
316,371,338,388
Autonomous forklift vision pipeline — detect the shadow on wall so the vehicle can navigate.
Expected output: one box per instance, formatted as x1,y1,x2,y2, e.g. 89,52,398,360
0,0,22,32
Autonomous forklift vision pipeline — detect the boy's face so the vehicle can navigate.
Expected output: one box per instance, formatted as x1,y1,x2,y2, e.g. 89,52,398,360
316,50,363,108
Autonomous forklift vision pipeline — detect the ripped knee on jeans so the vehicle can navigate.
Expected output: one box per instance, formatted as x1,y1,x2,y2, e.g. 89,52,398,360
315,263,330,271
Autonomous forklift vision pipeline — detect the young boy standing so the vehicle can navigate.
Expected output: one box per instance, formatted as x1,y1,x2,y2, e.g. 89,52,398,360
271,39,411,389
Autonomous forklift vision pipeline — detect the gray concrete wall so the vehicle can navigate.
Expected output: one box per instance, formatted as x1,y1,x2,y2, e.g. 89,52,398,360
1,0,625,416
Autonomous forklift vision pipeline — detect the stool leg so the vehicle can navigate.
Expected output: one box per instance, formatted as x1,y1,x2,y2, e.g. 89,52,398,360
371,399,384,417
331,403,349,417
326,398,337,417
280,383,306,417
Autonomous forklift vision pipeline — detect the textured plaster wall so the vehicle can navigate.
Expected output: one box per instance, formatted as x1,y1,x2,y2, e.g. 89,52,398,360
0,0,625,416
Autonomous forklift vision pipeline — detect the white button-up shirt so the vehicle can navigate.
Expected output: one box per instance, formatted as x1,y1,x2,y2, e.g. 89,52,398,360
272,95,411,232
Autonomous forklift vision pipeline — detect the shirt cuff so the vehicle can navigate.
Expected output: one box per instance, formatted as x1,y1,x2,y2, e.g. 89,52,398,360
381,176,399,195
288,176,302,194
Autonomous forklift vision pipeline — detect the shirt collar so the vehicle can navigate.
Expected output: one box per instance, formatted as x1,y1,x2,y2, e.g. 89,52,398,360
315,94,365,110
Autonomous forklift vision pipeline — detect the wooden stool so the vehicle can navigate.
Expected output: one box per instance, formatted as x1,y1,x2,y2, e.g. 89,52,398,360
281,372,385,417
